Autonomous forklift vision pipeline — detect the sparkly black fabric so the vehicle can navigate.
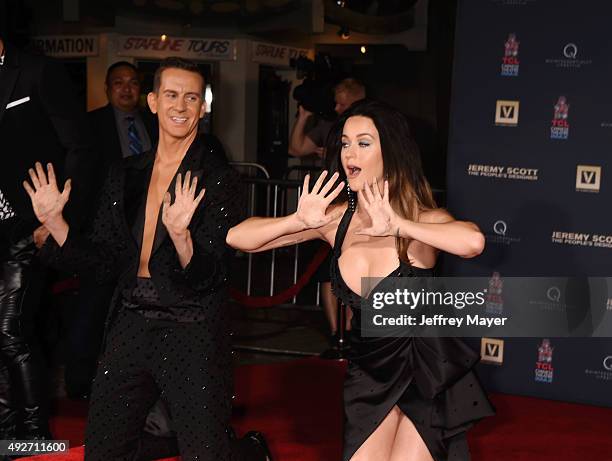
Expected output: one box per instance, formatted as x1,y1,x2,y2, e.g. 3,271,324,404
0,190,15,221
85,309,232,461
40,134,243,460
41,133,243,324
330,207,495,461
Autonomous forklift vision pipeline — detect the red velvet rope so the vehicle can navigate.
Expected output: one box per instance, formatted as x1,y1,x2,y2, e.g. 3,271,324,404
51,244,331,309
229,244,330,308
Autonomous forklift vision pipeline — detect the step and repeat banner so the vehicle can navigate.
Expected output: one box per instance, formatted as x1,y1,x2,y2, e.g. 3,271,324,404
445,0,612,406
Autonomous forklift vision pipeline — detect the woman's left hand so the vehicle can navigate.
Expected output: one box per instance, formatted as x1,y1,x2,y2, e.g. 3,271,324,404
355,178,400,237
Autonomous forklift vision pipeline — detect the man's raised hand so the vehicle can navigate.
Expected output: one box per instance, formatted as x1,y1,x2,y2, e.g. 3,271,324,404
161,171,205,237
22,162,71,226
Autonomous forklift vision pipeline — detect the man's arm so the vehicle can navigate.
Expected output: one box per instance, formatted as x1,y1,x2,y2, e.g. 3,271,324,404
38,162,124,284
170,167,244,292
288,106,323,157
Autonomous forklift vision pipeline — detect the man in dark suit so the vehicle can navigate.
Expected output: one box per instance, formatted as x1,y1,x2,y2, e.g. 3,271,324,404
0,36,92,439
87,61,158,188
26,57,270,461
64,61,158,399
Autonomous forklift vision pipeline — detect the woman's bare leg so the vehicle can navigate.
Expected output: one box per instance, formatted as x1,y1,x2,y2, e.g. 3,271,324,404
389,412,434,461
349,406,402,461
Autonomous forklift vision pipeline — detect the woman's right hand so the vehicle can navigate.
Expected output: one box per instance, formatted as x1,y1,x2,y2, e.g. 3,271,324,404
23,162,71,226
295,171,344,229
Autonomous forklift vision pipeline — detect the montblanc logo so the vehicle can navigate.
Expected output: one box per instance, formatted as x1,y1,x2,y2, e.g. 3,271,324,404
545,42,592,69
486,220,520,245
546,286,561,302
529,286,566,313
585,355,612,382
493,220,507,235
563,43,577,59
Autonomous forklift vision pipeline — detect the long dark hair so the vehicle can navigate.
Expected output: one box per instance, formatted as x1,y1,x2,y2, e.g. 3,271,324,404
325,99,437,263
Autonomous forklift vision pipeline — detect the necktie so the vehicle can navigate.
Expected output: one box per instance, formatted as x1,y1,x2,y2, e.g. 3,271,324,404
126,116,143,155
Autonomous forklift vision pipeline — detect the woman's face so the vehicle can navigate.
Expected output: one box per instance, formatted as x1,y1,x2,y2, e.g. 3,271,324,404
340,115,384,191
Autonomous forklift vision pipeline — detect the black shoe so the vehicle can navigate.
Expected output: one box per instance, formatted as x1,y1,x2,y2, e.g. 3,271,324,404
319,346,344,360
244,431,272,461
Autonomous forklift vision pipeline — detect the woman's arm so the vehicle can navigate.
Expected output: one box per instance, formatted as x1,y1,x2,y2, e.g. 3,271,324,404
355,179,485,259
227,171,344,252
227,214,315,252
397,209,485,258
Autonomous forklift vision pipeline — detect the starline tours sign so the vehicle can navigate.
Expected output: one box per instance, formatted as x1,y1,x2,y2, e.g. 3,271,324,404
251,41,311,67
116,35,236,61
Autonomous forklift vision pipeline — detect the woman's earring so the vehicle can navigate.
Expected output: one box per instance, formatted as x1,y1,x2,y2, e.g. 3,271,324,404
347,183,356,212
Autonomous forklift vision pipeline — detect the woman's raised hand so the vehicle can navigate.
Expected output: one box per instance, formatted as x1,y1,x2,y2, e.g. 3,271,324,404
295,171,345,229
355,177,399,237
22,162,71,226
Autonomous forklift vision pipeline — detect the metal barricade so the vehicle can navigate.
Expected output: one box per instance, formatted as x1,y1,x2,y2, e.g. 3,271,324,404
235,177,315,306
229,163,447,307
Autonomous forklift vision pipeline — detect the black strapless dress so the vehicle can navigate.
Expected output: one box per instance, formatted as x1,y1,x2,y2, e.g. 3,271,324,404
330,207,495,461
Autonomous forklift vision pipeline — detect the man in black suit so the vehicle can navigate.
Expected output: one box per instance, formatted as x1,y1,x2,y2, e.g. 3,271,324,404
25,57,270,461
88,61,158,188
0,36,91,439
64,61,158,399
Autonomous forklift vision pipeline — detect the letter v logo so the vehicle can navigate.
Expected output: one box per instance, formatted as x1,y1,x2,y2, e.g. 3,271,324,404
481,338,504,365
576,165,601,192
495,100,519,126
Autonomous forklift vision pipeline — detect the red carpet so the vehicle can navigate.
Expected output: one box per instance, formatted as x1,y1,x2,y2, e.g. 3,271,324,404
23,358,612,461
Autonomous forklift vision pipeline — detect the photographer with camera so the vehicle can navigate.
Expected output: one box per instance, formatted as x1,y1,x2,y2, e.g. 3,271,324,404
289,78,366,159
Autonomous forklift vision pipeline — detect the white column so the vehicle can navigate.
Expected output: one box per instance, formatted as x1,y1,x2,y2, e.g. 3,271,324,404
215,39,259,162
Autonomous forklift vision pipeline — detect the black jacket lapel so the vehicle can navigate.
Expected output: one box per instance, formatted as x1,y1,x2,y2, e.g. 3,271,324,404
150,135,206,256
0,45,20,125
123,150,155,249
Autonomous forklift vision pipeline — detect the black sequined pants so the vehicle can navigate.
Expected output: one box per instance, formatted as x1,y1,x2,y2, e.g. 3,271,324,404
85,309,233,461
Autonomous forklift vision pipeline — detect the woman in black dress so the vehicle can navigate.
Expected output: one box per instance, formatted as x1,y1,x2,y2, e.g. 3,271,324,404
227,100,494,461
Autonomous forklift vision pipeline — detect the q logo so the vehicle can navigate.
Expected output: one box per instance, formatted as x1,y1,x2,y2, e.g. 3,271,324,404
493,220,507,236
547,286,561,303
563,43,578,59
604,356,612,371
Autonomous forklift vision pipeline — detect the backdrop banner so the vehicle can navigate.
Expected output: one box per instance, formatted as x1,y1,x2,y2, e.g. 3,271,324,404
445,0,612,407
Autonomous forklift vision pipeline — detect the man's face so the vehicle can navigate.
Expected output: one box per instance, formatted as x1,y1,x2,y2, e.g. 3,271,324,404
147,68,205,140
105,65,140,112
334,90,358,115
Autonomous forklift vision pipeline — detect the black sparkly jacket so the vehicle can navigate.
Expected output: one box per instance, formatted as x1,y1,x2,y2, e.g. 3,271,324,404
41,133,243,330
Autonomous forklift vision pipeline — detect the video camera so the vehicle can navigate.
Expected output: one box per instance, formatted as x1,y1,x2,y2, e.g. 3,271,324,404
290,54,340,120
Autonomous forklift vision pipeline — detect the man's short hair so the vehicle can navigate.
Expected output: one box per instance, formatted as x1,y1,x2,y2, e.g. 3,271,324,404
105,61,139,85
153,57,204,95
334,78,366,100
